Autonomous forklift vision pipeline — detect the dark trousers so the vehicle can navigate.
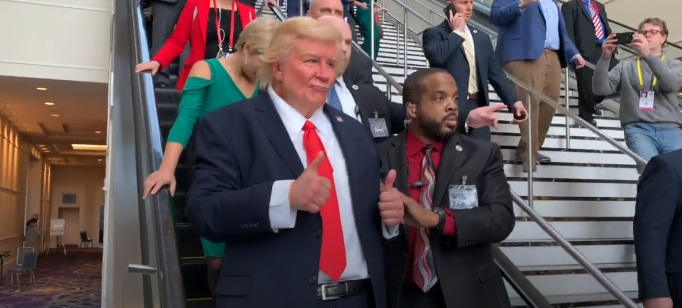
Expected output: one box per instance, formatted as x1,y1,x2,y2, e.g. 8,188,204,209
574,45,619,122
458,97,491,141
317,291,374,308
150,0,189,86
399,283,446,308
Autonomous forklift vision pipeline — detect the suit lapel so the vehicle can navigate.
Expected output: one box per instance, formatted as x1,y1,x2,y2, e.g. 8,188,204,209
441,21,468,60
253,93,304,176
433,134,464,207
576,0,591,21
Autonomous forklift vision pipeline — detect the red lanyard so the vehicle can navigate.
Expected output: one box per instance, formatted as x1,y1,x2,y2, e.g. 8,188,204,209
212,0,237,52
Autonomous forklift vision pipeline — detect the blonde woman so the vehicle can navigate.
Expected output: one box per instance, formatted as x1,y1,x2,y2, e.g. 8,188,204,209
142,17,280,298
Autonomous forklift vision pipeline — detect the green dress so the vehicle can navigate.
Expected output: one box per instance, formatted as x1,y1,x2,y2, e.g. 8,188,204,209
355,0,381,59
167,58,258,258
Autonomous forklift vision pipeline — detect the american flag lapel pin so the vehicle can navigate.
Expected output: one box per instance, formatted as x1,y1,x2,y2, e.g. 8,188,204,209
336,116,344,123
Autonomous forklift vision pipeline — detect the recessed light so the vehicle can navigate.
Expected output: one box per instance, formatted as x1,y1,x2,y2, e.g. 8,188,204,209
95,131,102,134
97,159,103,162
44,102,54,106
36,87,47,91
44,150,49,153
38,144,44,147
51,114,59,117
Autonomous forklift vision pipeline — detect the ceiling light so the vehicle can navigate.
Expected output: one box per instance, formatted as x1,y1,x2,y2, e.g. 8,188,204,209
44,150,49,153
95,130,102,134
97,159,103,162
44,102,54,106
72,144,107,151
38,144,44,147
51,114,59,117
36,87,47,91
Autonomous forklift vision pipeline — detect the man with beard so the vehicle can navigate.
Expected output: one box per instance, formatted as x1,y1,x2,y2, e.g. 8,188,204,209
377,68,515,308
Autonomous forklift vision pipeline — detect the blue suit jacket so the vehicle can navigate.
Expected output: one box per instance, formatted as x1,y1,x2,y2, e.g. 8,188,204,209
422,21,519,111
185,92,388,308
490,0,579,68
634,149,682,301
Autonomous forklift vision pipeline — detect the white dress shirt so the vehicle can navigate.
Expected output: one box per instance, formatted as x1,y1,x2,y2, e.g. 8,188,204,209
334,77,363,123
265,86,397,284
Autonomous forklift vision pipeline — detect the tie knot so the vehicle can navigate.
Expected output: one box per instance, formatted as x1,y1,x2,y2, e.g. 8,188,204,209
423,145,434,154
303,121,316,132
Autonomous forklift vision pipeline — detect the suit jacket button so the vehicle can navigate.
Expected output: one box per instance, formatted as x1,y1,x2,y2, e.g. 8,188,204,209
309,276,317,284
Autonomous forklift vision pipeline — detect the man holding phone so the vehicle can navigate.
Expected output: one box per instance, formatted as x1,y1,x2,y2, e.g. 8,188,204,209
561,0,617,127
593,18,682,175
422,0,528,142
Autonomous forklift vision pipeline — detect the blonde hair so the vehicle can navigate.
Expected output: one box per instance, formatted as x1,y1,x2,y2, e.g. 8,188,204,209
234,17,281,55
258,17,343,88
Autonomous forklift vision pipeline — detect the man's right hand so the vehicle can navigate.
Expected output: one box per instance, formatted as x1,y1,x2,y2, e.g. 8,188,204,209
448,11,465,32
289,152,332,213
601,34,618,59
644,298,673,308
135,60,161,75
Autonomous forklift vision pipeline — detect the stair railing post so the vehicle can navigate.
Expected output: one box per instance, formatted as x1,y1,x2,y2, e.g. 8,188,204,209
370,0,375,60
403,2,408,81
526,92,534,209
564,69,571,149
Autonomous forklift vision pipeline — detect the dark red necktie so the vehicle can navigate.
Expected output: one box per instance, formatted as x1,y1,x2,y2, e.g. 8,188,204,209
302,121,347,281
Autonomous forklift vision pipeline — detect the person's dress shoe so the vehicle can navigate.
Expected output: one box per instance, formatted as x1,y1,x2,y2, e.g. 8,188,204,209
537,153,551,164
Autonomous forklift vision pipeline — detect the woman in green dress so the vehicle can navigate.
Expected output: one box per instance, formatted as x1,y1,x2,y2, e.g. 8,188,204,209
355,0,386,59
142,17,280,298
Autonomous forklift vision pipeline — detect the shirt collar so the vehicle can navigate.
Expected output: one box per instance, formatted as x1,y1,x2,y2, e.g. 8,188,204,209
406,130,445,158
267,86,329,137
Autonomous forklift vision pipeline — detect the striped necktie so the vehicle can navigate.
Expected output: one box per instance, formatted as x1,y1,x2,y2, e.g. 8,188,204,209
588,1,604,40
327,85,343,111
412,145,438,292
460,30,478,94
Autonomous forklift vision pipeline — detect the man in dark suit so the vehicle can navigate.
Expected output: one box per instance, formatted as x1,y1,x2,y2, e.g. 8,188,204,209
561,0,617,126
307,0,373,85
422,0,528,142
378,68,515,308
634,149,682,308
321,16,506,144
186,17,405,308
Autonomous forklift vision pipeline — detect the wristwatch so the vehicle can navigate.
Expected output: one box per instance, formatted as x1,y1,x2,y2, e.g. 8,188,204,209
432,207,447,232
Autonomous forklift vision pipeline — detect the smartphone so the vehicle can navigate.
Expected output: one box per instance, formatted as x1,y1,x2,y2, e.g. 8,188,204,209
614,32,634,45
443,3,456,18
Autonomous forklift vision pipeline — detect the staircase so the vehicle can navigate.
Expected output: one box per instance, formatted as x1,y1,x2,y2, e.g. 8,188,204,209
258,1,642,306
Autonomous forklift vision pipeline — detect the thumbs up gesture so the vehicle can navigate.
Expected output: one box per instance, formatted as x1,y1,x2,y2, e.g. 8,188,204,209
379,170,405,226
289,152,332,213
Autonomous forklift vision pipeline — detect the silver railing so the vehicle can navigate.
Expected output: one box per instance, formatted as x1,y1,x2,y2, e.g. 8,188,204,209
376,1,643,307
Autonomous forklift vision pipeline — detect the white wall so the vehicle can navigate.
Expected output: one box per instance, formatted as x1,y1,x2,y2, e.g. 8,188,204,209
50,165,105,247
0,114,50,265
0,0,112,83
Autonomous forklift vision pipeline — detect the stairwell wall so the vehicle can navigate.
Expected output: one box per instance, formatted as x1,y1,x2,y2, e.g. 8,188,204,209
0,0,113,83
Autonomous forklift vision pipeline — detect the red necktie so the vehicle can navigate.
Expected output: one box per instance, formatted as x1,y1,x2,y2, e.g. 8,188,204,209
302,121,347,281
589,1,604,40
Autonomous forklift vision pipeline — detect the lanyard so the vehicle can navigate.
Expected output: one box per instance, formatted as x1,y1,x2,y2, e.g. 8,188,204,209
637,55,666,89
212,0,236,56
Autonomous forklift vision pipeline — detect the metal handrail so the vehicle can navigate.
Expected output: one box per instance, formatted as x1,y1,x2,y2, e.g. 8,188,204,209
128,0,186,307
382,0,641,306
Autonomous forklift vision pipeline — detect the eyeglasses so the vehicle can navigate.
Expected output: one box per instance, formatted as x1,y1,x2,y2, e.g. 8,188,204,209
640,29,663,36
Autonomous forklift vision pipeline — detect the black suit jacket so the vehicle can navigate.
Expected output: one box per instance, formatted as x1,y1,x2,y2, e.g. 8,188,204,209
345,79,407,143
561,0,613,57
378,132,515,308
634,149,682,303
422,21,518,112
344,50,374,86
186,92,388,308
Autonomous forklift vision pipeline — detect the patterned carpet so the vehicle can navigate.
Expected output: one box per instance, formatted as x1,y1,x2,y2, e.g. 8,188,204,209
0,249,102,308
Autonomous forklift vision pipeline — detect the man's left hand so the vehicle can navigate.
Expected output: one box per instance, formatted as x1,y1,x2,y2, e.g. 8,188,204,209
573,55,586,68
467,104,505,129
630,33,651,57
402,195,439,228
379,170,404,226
511,101,528,123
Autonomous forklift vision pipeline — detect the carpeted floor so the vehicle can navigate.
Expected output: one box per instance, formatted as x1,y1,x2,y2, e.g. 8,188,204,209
0,248,102,308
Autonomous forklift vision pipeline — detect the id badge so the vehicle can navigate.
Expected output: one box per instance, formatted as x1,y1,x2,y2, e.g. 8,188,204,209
448,178,478,210
638,90,655,110
368,117,390,138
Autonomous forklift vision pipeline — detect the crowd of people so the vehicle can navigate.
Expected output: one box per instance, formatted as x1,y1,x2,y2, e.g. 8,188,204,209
135,0,682,306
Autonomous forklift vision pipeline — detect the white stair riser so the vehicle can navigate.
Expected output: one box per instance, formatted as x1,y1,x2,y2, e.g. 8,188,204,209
507,221,632,242
501,245,635,269
512,200,634,218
